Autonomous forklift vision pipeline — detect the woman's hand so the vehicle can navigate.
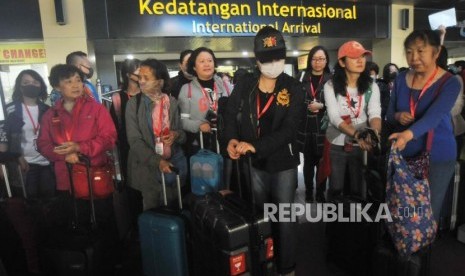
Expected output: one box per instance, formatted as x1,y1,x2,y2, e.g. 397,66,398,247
199,123,211,133
236,141,256,155
162,131,177,146
65,153,79,164
227,139,240,160
357,138,372,152
159,159,173,174
18,156,30,172
389,130,414,151
53,141,80,155
308,101,324,113
395,112,414,126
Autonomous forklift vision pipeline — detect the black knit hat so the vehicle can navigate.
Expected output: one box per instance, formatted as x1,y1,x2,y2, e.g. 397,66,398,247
254,26,286,63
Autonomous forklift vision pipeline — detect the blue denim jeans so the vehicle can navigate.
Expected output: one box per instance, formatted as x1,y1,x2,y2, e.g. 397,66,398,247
328,145,363,201
429,160,456,222
250,166,297,274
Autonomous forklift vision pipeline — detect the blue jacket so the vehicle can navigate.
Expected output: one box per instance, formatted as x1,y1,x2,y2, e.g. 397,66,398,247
386,71,460,162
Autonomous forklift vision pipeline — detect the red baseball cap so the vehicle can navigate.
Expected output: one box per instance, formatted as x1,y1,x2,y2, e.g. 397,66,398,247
338,41,372,59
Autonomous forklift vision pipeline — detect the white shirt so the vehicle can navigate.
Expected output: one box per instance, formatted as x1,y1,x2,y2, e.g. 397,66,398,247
21,104,49,165
324,81,382,146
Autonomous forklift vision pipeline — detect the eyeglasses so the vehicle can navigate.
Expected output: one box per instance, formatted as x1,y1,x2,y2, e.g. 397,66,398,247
312,58,327,63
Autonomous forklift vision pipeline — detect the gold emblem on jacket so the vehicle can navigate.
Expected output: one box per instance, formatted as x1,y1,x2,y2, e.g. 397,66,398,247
276,89,290,107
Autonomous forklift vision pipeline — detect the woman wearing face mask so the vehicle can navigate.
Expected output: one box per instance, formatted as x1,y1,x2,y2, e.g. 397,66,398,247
178,47,230,157
382,63,399,92
126,59,187,210
223,26,305,276
110,58,141,184
0,70,55,199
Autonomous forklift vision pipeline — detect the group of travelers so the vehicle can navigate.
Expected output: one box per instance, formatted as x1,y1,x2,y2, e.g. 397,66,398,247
0,25,463,276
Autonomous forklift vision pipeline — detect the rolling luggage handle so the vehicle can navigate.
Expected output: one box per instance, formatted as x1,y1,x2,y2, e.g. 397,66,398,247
199,128,220,154
223,152,257,214
244,152,257,214
160,166,183,210
1,164,12,198
66,154,97,230
0,152,22,198
17,164,27,198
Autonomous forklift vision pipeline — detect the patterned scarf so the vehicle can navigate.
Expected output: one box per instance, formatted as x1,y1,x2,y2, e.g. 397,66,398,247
151,93,171,159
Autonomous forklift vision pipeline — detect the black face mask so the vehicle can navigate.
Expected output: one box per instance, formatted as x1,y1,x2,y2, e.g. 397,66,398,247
85,67,94,79
389,72,397,81
21,85,41,98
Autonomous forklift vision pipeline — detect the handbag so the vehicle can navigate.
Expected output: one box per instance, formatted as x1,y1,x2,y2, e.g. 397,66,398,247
50,106,115,199
385,133,437,257
72,160,115,199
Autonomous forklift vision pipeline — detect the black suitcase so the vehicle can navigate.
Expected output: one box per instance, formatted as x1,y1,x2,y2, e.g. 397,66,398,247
372,237,431,276
325,195,382,276
188,155,274,276
39,155,110,276
220,156,274,276
189,193,251,276
326,150,384,276
215,191,274,276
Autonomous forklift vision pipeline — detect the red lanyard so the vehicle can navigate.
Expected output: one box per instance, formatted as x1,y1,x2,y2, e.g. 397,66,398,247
345,91,362,118
23,104,39,135
64,99,83,141
409,67,439,118
200,83,218,112
308,75,323,99
256,92,275,136
152,98,165,137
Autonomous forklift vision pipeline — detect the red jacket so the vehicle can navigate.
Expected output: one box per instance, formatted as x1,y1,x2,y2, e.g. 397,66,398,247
37,96,117,191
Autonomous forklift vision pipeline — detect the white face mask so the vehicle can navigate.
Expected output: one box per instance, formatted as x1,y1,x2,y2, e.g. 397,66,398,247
258,59,285,79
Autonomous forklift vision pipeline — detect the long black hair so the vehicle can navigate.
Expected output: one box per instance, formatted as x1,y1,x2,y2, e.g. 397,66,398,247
305,45,330,74
12,69,48,102
332,58,372,97
382,63,399,81
120,58,141,92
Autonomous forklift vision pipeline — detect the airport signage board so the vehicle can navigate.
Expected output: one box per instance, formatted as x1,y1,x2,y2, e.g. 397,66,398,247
107,0,388,38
